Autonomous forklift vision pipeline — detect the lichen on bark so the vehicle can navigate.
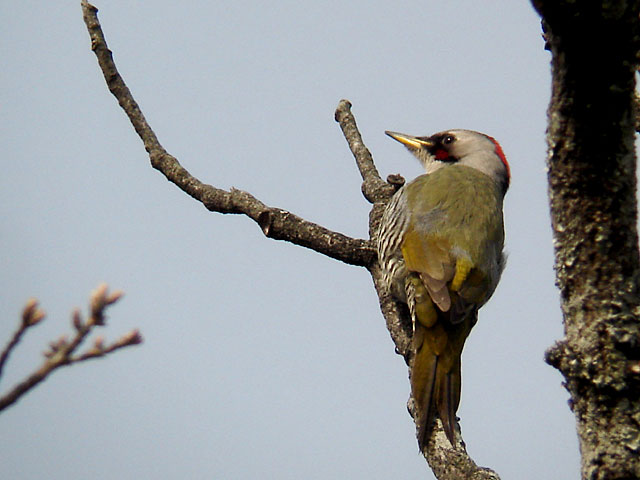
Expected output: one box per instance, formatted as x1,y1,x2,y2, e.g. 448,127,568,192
532,1,640,478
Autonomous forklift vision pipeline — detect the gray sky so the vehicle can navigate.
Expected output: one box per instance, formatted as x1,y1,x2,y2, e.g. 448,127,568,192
1,1,579,479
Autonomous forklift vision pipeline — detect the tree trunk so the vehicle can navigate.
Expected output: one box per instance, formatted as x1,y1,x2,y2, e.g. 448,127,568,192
531,2,640,479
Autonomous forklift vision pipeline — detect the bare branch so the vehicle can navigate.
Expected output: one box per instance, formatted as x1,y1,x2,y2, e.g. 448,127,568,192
80,1,374,268
73,329,142,362
81,3,499,477
0,284,140,412
334,100,397,203
424,423,500,480
0,299,46,380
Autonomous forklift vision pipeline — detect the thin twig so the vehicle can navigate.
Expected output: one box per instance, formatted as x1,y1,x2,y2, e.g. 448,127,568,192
334,100,396,203
0,284,141,412
0,299,46,380
81,1,375,268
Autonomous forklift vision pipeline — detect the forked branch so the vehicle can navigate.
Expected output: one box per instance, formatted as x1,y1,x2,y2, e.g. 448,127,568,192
81,1,374,268
0,284,141,412
80,2,500,478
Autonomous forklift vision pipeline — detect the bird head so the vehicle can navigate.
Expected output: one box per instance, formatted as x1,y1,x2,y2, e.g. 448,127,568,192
385,129,510,194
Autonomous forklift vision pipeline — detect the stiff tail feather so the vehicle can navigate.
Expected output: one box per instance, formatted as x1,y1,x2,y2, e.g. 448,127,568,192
412,323,462,450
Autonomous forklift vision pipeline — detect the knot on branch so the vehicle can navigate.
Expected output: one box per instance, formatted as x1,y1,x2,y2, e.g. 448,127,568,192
360,174,403,207
362,180,400,204
386,174,405,190
258,209,274,236
545,339,605,388
546,332,640,395
545,339,571,370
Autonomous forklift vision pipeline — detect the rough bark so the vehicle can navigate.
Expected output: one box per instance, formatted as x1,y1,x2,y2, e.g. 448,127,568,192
81,1,501,478
531,2,640,479
81,4,374,269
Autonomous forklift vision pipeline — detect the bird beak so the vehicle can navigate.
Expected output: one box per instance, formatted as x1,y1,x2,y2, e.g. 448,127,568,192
385,131,434,149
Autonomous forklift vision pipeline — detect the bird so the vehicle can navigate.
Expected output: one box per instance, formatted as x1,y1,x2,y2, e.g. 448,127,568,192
377,129,509,450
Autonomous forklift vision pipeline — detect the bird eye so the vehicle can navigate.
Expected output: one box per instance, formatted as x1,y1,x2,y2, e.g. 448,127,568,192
443,135,455,145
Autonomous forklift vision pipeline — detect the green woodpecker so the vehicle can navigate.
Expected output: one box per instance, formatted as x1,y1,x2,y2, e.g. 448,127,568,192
377,129,509,449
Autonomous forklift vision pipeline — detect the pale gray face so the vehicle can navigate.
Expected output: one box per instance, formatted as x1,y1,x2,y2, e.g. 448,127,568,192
439,130,496,161
385,129,510,194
